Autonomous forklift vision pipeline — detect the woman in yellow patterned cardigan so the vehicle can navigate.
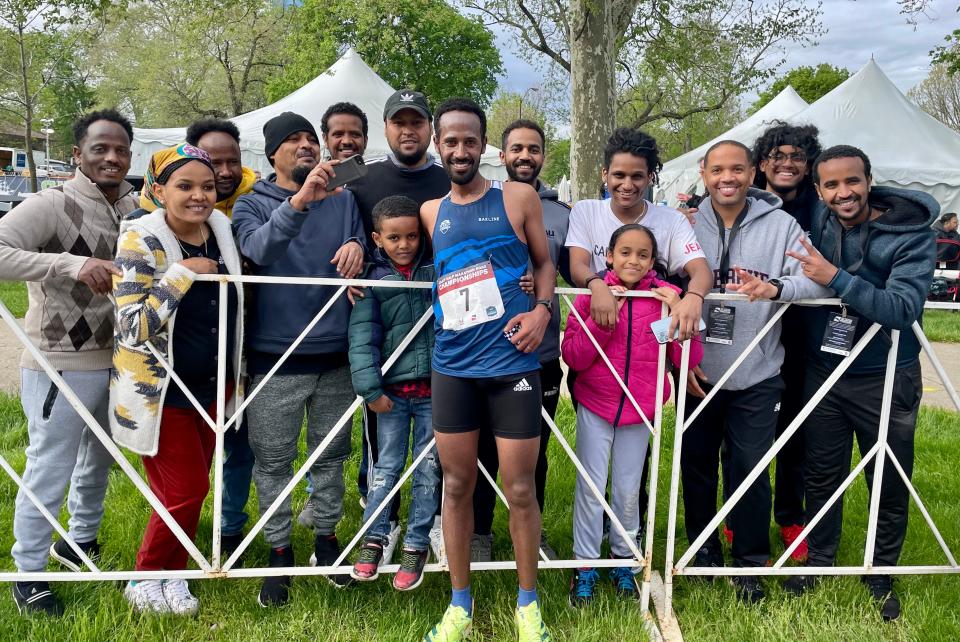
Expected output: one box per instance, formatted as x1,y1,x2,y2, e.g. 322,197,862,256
111,144,244,615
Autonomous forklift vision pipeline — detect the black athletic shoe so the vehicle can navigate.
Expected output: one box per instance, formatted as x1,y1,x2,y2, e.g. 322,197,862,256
221,532,245,567
312,534,353,588
783,574,819,596
258,546,294,607
862,575,901,621
49,538,100,572
730,575,765,604
12,581,63,617
691,546,724,582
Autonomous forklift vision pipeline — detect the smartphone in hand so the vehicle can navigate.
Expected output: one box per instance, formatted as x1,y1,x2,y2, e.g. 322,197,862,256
326,154,367,191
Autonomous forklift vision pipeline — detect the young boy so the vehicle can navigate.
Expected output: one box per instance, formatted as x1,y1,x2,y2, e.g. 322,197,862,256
348,195,440,591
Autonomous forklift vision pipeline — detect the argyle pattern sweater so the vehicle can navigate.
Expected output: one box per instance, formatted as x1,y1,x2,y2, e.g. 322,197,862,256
0,170,136,371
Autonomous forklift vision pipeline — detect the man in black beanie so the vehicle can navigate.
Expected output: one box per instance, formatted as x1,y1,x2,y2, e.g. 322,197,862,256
232,111,365,606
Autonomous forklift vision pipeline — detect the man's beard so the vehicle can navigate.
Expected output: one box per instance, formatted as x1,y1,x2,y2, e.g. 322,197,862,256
291,164,312,186
445,158,480,185
392,143,427,167
505,162,541,184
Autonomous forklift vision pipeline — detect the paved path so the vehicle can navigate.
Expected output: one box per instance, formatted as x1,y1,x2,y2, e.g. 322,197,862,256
0,318,956,411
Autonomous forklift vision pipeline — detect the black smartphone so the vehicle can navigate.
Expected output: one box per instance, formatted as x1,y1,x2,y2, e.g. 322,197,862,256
326,154,367,191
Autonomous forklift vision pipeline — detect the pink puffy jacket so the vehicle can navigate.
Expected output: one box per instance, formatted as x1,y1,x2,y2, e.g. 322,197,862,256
561,271,704,427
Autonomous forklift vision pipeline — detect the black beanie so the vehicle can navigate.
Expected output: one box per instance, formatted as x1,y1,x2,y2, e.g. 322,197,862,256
263,112,318,165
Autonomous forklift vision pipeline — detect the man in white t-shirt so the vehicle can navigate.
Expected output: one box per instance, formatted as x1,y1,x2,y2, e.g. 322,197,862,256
566,128,711,339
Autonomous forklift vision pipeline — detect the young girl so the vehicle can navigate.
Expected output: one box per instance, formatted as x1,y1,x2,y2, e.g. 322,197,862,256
561,223,703,606
111,144,244,615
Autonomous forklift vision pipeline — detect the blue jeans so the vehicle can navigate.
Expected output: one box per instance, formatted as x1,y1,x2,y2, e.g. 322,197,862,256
361,395,439,550
221,420,254,536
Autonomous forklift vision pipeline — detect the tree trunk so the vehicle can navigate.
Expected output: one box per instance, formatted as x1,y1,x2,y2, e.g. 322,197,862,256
16,25,38,193
569,0,617,201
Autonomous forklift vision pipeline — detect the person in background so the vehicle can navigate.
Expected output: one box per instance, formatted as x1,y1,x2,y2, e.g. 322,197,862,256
0,109,136,617
321,101,369,161
184,117,257,559
111,144,244,615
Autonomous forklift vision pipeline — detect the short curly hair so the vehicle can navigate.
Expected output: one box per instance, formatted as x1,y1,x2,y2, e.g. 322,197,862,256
602,128,662,183
813,145,872,184
751,121,822,190
321,102,369,138
186,118,240,146
73,108,133,146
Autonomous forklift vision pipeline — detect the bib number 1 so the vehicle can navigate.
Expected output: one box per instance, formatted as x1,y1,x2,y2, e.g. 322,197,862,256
438,260,505,331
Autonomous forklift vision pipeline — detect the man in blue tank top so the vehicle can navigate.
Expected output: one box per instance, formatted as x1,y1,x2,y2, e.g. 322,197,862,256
421,99,555,642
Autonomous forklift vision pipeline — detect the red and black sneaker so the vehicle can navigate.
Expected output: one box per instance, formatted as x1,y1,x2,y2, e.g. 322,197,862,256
351,538,384,582
393,548,429,591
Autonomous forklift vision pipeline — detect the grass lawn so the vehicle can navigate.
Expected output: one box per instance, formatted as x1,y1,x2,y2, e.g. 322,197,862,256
0,281,27,319
922,310,960,343
0,391,957,641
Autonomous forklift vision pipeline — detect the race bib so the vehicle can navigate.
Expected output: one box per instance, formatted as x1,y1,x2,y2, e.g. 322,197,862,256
437,260,505,331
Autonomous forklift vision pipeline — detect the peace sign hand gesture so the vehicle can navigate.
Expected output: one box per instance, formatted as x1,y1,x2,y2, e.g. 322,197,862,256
785,235,839,287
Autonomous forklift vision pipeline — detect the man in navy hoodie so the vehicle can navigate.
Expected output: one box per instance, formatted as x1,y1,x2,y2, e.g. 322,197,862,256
782,145,936,622
232,111,365,606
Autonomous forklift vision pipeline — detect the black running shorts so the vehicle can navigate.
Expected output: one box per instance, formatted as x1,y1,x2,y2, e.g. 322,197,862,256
432,370,542,439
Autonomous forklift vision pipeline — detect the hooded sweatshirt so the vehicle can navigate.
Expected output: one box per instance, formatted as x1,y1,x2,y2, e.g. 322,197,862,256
807,186,937,375
693,188,832,390
562,270,703,427
232,176,364,356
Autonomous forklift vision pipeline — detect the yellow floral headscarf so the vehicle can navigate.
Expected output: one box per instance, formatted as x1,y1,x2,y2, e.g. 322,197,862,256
139,143,214,211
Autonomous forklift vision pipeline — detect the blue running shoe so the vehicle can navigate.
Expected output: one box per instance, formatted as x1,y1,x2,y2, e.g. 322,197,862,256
568,568,599,608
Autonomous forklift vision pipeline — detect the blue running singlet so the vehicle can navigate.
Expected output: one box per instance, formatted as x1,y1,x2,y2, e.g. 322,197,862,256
432,185,539,378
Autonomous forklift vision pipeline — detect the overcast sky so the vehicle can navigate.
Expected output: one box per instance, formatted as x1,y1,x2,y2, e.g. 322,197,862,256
495,0,960,100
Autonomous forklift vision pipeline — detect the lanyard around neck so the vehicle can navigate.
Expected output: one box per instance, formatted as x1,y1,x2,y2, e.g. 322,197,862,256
714,204,749,292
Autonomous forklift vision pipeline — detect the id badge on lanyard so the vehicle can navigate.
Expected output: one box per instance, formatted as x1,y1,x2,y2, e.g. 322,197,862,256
820,305,859,356
437,260,505,331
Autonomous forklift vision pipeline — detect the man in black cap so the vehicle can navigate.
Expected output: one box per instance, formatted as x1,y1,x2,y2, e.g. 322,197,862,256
347,90,452,564
232,111,365,606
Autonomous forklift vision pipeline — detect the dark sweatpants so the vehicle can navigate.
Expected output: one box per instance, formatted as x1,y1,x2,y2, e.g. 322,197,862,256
681,375,784,567
773,307,808,527
472,359,563,534
802,361,921,567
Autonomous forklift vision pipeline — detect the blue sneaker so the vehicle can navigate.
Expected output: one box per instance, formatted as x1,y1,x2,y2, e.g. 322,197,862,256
609,566,640,600
568,568,599,607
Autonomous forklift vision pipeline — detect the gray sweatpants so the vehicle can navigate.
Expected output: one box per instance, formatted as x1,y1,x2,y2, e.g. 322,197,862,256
246,366,355,547
572,405,650,560
12,368,115,572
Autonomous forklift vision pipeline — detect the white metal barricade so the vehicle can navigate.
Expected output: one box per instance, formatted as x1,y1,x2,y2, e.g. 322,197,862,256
658,295,960,636
0,276,957,642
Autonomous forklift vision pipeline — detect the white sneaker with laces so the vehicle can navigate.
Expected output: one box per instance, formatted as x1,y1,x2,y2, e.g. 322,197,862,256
382,521,401,565
125,580,170,614
429,515,446,566
162,578,199,616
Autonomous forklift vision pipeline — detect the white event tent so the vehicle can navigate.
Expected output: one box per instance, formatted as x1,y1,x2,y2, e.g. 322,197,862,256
658,60,960,213
131,48,506,179
655,86,809,205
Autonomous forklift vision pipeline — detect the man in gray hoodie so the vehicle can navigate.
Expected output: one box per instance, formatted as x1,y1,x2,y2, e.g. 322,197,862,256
682,140,830,603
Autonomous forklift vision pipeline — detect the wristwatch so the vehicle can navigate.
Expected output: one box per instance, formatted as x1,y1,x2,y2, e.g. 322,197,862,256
768,278,785,301
536,299,553,312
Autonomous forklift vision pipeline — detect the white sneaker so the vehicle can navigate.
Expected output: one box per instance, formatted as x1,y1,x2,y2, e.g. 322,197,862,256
125,580,170,614
429,516,446,566
382,521,401,565
162,578,199,616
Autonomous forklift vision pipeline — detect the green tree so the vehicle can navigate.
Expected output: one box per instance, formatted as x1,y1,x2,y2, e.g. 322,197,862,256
270,0,504,107
91,0,287,127
485,90,550,147
0,0,112,190
909,63,960,131
750,64,850,113
541,138,570,186
463,0,822,200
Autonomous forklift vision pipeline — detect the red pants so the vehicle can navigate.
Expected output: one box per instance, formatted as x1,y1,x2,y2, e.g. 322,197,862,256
135,392,228,571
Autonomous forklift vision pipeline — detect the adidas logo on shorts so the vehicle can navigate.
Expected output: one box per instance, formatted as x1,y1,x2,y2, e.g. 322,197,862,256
513,378,533,392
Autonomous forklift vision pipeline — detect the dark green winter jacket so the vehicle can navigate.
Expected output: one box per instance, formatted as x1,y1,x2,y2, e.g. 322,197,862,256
348,247,435,403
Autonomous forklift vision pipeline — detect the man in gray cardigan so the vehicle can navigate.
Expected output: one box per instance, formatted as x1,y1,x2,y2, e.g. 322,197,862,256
0,109,137,616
